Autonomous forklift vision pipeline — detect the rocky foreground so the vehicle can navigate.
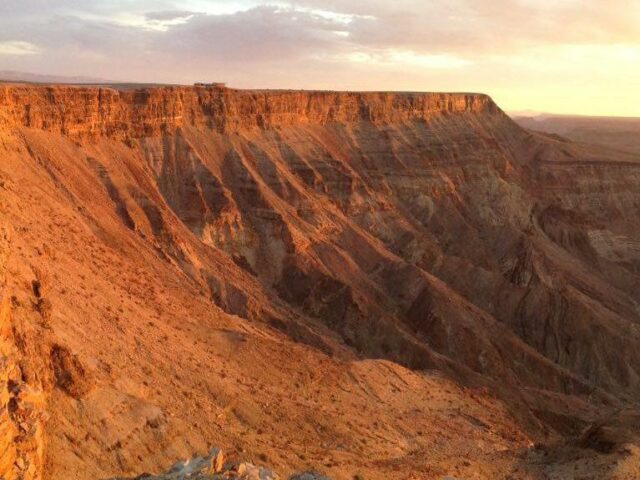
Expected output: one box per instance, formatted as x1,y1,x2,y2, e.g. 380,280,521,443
112,449,328,480
2,84,640,479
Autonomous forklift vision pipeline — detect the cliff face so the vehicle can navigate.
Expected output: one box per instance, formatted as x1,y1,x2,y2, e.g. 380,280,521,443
0,85,498,139
1,85,640,480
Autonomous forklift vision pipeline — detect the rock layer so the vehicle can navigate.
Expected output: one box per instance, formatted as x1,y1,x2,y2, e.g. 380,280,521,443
0,85,497,140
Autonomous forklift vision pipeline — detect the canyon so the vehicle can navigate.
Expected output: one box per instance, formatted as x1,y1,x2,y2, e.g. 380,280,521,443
515,114,640,157
1,84,640,479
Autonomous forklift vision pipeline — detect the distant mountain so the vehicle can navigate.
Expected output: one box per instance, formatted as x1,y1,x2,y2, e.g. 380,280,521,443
506,109,544,117
0,69,116,84
514,113,640,155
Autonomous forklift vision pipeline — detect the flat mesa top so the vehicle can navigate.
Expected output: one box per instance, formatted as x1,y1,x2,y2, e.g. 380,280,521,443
0,80,180,90
0,80,487,97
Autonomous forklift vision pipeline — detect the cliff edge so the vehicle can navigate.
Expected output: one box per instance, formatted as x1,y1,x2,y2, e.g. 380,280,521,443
0,84,500,139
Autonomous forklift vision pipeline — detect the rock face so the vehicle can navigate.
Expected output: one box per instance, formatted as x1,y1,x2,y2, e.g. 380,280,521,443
0,85,496,140
1,84,640,479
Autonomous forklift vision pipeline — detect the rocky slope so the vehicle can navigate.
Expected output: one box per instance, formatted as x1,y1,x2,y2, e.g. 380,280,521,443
1,84,640,479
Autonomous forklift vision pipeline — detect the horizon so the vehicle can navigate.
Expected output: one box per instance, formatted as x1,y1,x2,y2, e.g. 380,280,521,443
0,1,639,117
1,72,638,119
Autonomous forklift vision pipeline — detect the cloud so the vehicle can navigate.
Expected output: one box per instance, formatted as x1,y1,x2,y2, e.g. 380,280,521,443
2,1,638,67
0,41,40,56
337,51,472,69
145,10,199,21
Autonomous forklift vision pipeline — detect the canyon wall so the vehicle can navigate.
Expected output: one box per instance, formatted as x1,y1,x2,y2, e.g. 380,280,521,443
1,85,640,479
0,84,498,139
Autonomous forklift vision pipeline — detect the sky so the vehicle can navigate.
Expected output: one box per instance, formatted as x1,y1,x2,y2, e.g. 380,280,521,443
0,0,639,116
